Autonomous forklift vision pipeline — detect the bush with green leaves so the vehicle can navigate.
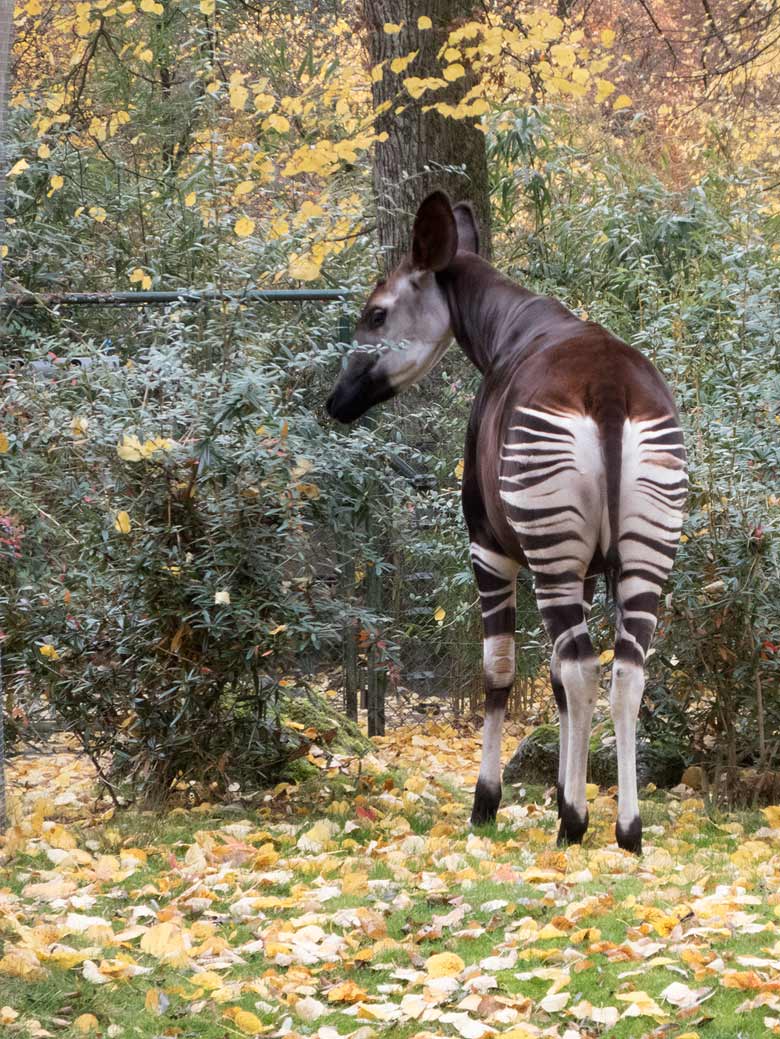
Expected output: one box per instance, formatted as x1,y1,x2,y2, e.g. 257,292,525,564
0,298,434,801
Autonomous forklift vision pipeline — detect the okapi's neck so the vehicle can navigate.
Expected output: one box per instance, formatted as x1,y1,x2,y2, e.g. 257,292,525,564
437,255,578,375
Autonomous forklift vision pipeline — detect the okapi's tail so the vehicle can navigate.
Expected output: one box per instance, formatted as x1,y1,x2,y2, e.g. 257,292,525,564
601,407,625,610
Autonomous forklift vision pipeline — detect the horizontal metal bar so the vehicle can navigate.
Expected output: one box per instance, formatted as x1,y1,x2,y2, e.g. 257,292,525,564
0,288,358,309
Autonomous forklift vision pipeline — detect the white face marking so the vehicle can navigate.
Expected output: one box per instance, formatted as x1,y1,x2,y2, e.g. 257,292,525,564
366,271,452,391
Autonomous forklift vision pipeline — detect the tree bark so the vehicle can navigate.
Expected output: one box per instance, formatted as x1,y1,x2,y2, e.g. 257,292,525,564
362,0,492,269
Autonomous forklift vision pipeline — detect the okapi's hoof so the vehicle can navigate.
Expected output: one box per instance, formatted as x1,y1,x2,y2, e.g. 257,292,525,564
470,779,501,826
616,817,643,855
556,802,589,846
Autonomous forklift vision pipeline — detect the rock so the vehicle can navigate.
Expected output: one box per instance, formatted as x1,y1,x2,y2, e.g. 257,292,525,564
681,765,704,790
278,687,370,758
503,721,685,790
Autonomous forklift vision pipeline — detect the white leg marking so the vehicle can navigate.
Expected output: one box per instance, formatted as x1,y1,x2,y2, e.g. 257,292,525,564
611,664,645,827
478,634,514,789
483,633,515,690
561,655,599,821
478,707,505,790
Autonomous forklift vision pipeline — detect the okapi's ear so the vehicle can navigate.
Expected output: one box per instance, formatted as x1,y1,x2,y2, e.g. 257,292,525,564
453,202,480,255
411,191,458,272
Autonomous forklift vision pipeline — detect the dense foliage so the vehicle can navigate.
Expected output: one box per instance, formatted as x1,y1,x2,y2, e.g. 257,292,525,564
2,2,779,802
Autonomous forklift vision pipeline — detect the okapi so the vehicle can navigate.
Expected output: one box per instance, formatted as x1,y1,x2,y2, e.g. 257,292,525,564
326,191,687,852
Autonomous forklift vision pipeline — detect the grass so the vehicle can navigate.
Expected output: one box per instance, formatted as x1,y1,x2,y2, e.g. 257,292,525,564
2,729,780,1039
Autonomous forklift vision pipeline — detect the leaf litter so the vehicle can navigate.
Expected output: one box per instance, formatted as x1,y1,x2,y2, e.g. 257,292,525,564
2,725,780,1038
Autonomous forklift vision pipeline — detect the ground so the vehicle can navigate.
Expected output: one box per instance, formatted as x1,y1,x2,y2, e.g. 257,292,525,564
2,721,780,1039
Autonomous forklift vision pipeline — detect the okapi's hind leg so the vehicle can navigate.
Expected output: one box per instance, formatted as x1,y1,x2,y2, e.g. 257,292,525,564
470,542,519,826
610,415,687,853
553,574,597,819
534,573,600,847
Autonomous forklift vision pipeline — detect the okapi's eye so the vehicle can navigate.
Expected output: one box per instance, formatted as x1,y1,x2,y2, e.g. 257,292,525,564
368,307,386,329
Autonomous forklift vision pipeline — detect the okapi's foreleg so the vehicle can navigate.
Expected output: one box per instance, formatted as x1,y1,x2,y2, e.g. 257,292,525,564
470,542,519,825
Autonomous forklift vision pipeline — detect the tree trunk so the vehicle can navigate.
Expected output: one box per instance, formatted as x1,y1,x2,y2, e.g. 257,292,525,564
362,0,492,269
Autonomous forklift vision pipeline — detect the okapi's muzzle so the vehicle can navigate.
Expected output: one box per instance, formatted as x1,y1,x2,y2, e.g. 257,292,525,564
325,351,395,424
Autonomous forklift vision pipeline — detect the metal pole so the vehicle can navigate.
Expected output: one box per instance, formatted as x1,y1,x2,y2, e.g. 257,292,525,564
0,0,14,834
1,288,356,308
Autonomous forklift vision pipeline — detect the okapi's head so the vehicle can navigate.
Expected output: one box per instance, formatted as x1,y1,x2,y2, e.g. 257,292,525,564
326,190,479,424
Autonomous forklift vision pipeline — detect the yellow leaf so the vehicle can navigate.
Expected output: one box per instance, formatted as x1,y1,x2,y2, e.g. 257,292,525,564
762,805,780,828
199,0,215,13
425,951,464,977
268,624,287,636
230,84,248,111
327,980,369,1003
264,113,290,133
39,644,60,661
253,92,275,113
184,191,196,206
74,1014,100,1034
140,0,163,11
371,63,384,83
234,216,255,238
418,15,432,29
0,948,46,979
599,649,614,665
117,433,145,461
434,606,446,623
225,1009,267,1035
0,433,9,453
585,783,599,801
269,216,289,239
595,78,616,102
383,21,402,33
114,511,132,535
443,63,465,81
140,921,189,963
613,94,632,111
233,180,254,197
191,971,223,990
296,481,320,499
390,50,418,74
49,174,64,191
288,254,321,281
9,158,29,177
454,459,464,480
600,28,616,47
144,989,164,1014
